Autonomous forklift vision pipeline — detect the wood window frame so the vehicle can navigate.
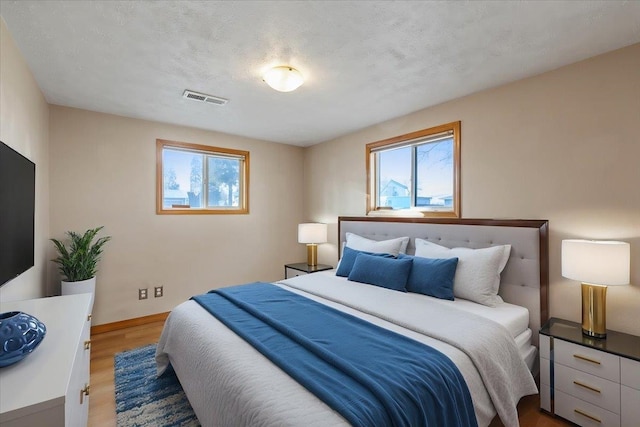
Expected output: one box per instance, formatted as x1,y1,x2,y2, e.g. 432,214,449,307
156,139,249,215
366,121,461,218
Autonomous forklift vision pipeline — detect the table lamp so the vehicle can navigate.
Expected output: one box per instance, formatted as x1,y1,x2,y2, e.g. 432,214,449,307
298,223,327,266
561,239,630,338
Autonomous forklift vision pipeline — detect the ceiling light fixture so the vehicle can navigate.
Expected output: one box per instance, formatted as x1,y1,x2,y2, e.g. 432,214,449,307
263,66,304,92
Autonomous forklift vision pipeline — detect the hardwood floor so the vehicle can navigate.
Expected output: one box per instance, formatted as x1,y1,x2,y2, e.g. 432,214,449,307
89,319,167,427
89,321,570,427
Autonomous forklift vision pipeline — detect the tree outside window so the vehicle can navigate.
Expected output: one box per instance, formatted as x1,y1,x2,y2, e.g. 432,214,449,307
156,139,249,214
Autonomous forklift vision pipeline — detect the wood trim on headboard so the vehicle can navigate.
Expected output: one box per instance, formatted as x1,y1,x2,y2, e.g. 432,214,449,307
538,220,549,325
338,216,549,326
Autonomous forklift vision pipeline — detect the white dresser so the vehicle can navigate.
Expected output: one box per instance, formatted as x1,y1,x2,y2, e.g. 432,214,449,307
0,294,92,427
540,318,640,427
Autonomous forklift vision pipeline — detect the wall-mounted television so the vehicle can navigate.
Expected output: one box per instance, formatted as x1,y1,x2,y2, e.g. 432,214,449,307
0,141,35,287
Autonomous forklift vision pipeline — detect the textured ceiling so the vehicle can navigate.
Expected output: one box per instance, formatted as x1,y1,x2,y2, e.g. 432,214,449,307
1,1,639,146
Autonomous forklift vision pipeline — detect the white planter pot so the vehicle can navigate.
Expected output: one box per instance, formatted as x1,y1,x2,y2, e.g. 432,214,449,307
61,277,96,311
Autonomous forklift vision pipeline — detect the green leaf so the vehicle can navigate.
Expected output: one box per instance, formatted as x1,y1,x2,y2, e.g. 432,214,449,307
50,227,111,282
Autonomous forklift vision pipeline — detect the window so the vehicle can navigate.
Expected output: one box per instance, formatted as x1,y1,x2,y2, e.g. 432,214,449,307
156,139,249,214
366,121,460,217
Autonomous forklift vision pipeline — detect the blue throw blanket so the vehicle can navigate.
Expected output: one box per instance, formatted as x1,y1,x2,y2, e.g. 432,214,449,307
192,283,477,427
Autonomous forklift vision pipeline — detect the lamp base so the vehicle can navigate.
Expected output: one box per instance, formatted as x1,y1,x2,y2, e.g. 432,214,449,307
306,244,318,266
581,283,607,338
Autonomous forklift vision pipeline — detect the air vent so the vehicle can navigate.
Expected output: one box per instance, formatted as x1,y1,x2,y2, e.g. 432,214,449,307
182,90,228,106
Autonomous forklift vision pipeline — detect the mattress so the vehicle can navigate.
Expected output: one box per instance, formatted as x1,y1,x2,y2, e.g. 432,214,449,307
157,274,537,427
287,271,530,338
281,271,537,371
514,328,536,371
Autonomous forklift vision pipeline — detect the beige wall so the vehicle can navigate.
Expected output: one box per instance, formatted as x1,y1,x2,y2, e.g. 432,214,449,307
0,19,50,301
49,106,306,325
304,44,640,336
3,13,638,335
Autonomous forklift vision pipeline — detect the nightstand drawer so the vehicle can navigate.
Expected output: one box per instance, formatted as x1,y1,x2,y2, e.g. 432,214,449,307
555,339,620,382
556,364,620,413
620,358,640,390
284,263,333,279
556,390,620,427
285,267,308,278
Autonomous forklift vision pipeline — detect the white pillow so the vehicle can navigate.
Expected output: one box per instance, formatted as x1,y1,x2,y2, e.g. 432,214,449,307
345,232,410,257
414,239,511,307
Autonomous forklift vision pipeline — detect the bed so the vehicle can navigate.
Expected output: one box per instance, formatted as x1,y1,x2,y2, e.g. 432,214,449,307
156,217,549,427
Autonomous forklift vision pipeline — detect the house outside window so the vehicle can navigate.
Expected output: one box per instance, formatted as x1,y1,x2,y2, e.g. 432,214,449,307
366,121,460,217
156,139,249,214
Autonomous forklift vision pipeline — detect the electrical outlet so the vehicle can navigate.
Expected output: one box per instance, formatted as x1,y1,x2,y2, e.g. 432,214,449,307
154,286,163,298
139,288,148,300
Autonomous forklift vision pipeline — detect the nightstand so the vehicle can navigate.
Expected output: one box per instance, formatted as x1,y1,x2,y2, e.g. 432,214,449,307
284,263,333,279
539,317,640,427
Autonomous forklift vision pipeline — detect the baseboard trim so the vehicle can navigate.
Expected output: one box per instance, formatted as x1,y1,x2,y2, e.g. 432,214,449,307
91,312,170,335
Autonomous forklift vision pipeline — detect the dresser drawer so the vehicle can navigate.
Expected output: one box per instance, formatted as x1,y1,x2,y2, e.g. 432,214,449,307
556,364,620,413
67,322,91,425
620,358,640,390
555,339,620,382
556,390,620,427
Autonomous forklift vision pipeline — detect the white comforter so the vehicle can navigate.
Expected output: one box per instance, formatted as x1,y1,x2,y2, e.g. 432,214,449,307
156,273,537,427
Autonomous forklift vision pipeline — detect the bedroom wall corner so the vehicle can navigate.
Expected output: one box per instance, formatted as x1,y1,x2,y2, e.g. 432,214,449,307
49,107,307,325
303,43,640,336
0,18,50,301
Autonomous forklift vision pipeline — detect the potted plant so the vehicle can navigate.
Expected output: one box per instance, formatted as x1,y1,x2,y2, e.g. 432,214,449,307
51,226,111,310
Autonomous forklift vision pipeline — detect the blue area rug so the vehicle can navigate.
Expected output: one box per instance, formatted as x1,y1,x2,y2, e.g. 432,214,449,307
114,344,200,427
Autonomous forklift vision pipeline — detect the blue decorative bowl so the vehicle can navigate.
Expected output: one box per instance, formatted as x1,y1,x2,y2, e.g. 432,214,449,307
0,311,46,368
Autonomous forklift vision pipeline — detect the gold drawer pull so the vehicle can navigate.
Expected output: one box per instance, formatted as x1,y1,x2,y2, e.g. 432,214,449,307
80,384,90,404
573,380,601,393
574,408,601,423
573,354,601,365
84,340,91,350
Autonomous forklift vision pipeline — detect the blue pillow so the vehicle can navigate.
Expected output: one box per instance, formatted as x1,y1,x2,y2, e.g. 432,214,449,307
347,253,413,291
398,254,458,300
336,246,395,277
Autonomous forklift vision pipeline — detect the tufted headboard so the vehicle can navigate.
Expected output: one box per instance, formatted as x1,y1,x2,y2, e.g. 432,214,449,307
338,217,549,345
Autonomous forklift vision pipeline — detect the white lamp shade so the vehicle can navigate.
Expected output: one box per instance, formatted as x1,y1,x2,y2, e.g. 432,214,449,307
562,239,630,285
263,66,304,92
298,223,327,244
